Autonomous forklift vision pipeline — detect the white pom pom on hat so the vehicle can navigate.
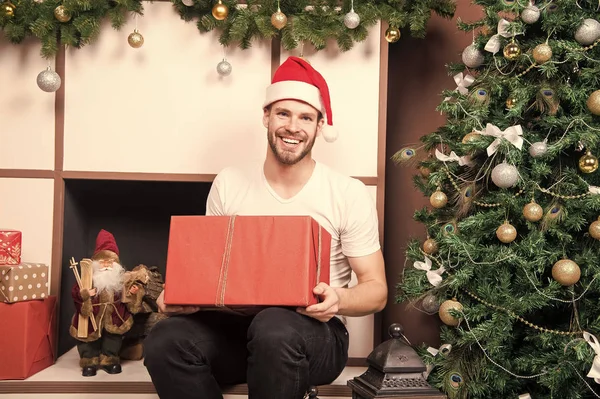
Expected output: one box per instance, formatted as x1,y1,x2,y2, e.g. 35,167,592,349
263,56,338,142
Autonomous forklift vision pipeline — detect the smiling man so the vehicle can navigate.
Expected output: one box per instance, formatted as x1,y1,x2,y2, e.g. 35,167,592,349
144,56,388,399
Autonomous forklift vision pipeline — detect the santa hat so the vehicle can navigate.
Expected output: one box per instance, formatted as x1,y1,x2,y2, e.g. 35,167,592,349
263,56,338,143
94,229,119,257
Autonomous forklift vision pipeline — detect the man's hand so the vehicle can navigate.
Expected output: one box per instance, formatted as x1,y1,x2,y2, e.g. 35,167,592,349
156,289,201,316
296,282,339,322
88,288,97,297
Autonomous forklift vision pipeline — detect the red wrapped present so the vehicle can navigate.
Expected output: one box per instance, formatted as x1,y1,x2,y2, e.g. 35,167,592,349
0,230,21,265
164,216,331,307
0,296,57,380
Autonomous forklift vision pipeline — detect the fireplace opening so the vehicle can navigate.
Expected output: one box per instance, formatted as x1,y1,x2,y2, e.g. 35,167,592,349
58,178,212,357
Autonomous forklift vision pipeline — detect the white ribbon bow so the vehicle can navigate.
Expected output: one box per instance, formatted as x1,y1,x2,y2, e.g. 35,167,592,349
479,123,524,156
413,257,445,287
444,72,475,101
518,395,532,399
584,331,600,384
484,19,515,54
435,149,474,167
589,185,600,195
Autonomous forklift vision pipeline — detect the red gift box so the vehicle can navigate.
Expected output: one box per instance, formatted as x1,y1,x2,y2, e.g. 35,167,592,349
0,296,57,380
0,230,22,265
164,215,331,307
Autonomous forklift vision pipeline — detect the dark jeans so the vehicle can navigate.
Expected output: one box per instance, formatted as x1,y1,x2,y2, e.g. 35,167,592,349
77,331,123,360
143,307,350,399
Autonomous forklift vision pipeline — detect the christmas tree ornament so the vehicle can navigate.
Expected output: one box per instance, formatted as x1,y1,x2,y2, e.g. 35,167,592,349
529,141,547,158
271,7,287,30
439,298,463,326
575,18,600,46
211,0,228,20
589,217,600,240
442,221,458,235
2,1,15,17
182,0,194,6
461,44,484,68
36,66,61,92
579,151,599,174
523,201,543,222
385,27,401,43
496,222,517,243
419,166,431,177
503,41,522,60
520,5,540,24
430,190,448,209
54,5,71,22
491,162,519,188
422,294,440,313
469,87,490,105
536,87,559,115
216,59,232,76
505,96,517,109
128,29,144,48
533,43,552,64
343,1,360,30
587,90,600,116
422,238,438,255
552,259,581,286
462,131,481,144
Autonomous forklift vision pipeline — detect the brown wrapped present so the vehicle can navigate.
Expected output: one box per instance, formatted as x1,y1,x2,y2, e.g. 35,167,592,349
0,263,49,304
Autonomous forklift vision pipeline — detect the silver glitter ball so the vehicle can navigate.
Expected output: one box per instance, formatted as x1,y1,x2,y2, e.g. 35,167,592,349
520,5,540,24
217,59,232,76
461,44,485,68
529,141,548,158
343,10,360,29
491,162,519,188
421,294,440,313
575,18,600,46
182,0,194,5
36,67,61,93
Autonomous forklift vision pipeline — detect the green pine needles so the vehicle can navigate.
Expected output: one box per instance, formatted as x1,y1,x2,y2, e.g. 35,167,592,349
396,0,600,398
0,0,455,59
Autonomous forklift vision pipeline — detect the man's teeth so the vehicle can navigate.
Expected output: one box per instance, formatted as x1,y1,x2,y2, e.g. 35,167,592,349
282,138,300,144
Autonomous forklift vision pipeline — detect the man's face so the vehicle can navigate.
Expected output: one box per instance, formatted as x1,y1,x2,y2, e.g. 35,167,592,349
263,99,323,166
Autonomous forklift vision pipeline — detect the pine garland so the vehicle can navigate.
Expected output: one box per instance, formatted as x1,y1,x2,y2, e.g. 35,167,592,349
0,0,455,59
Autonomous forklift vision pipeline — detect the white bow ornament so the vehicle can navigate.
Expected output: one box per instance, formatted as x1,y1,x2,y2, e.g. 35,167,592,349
479,123,524,156
589,185,600,195
444,72,475,101
413,257,445,287
484,19,515,54
435,149,474,167
584,331,600,384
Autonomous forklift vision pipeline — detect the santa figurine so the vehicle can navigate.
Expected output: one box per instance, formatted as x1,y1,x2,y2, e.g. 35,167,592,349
69,229,145,377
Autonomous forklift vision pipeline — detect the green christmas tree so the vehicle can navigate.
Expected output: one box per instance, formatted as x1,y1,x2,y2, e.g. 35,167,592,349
395,0,600,398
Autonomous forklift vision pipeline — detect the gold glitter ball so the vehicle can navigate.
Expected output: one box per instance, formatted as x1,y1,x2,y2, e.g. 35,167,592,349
385,27,401,43
54,5,71,22
533,43,552,64
523,202,543,222
505,96,517,109
271,10,287,30
211,0,228,20
589,217,600,240
579,151,598,174
439,299,463,326
2,1,15,17
496,222,517,243
128,29,144,48
429,190,448,209
419,166,431,178
462,131,481,144
552,259,581,286
587,90,600,116
503,42,521,60
422,238,438,255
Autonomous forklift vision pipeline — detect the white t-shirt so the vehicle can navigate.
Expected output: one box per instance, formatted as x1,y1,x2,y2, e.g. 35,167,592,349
205,160,381,289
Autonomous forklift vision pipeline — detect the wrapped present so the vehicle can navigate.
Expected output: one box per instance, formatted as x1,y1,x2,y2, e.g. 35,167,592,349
164,215,331,307
0,263,49,304
0,230,22,265
0,295,57,380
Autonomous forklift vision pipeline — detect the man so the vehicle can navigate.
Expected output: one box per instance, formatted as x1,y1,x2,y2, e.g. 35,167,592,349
144,56,387,399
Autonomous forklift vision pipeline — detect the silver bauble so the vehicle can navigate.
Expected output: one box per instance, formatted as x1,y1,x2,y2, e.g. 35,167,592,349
343,10,360,29
520,5,540,24
422,294,440,313
575,18,600,46
182,0,194,6
461,44,485,68
491,162,519,188
529,141,548,158
36,67,61,92
217,59,232,76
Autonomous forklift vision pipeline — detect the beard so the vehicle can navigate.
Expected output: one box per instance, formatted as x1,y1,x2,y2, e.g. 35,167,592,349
92,261,125,294
267,126,316,166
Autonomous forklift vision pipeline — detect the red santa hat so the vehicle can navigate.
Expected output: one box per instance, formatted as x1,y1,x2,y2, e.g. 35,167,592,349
263,56,338,143
94,229,119,257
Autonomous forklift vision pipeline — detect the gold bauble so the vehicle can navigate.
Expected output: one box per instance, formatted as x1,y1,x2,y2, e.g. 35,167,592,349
2,1,15,17
430,190,448,209
439,299,463,326
462,131,480,144
587,90,600,116
523,202,543,222
503,42,521,60
579,151,599,174
419,166,431,178
271,9,287,30
127,29,144,48
496,222,517,243
589,217,600,240
422,238,438,255
505,96,517,109
211,0,228,20
533,43,552,64
385,27,401,43
54,5,71,22
552,259,581,286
